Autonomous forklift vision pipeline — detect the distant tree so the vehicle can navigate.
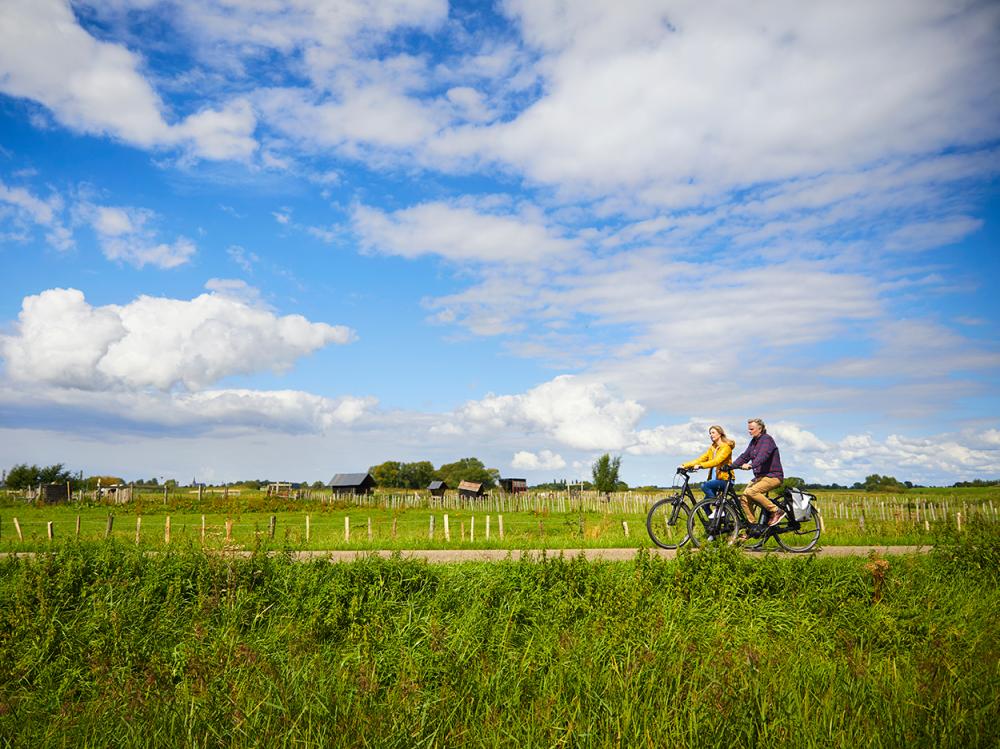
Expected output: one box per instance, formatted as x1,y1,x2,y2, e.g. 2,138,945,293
591,454,622,495
437,458,498,489
400,461,436,489
311,480,325,489
371,461,404,488
5,463,73,490
861,474,908,492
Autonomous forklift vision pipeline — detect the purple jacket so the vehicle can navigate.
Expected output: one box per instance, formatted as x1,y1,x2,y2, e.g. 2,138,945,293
731,433,783,480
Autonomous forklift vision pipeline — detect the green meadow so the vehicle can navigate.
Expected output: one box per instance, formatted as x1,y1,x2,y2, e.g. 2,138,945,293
0,517,997,747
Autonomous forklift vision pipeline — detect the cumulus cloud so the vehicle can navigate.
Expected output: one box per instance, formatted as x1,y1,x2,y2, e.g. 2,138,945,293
0,287,356,391
352,200,579,264
511,449,566,471
0,0,257,159
456,375,644,450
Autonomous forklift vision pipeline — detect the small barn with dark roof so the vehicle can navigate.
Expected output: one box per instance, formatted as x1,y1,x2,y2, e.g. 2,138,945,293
428,480,448,498
499,478,527,494
458,480,484,499
328,472,375,495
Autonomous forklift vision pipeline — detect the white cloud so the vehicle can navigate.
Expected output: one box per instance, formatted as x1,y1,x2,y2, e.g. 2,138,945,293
352,200,578,264
0,179,73,250
456,375,644,450
84,203,196,269
0,0,257,159
511,449,566,470
431,0,1000,205
0,287,356,392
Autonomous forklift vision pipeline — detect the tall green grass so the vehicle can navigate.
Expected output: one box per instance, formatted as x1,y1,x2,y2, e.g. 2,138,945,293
0,519,997,747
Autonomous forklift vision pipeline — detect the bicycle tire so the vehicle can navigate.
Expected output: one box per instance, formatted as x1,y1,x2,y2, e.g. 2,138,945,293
775,506,822,552
646,495,692,549
688,498,741,547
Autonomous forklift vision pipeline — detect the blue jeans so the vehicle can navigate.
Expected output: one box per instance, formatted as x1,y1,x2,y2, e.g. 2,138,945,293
701,479,727,499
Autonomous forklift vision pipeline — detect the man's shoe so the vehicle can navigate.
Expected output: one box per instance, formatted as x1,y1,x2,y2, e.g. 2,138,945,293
767,510,786,527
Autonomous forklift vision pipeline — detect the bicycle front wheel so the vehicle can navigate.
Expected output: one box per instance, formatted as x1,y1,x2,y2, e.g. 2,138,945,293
646,495,691,549
775,506,822,552
688,499,741,547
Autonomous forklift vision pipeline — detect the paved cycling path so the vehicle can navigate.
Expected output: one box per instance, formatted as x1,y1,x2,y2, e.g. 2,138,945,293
0,545,927,562
265,545,927,562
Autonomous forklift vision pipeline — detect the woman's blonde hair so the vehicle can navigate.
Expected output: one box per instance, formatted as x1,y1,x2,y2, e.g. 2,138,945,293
710,424,737,448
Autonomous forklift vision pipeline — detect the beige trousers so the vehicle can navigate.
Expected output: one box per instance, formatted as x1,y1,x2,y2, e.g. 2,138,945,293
739,476,782,523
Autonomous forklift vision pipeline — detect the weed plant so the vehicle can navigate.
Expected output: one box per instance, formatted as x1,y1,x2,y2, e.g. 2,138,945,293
0,519,997,747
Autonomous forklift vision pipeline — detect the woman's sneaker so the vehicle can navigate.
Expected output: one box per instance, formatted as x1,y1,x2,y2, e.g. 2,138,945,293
767,510,786,527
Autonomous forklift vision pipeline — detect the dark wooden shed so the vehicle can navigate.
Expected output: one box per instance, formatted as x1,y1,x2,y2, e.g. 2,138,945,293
328,472,376,496
458,480,484,499
428,480,448,498
39,482,72,503
499,478,527,494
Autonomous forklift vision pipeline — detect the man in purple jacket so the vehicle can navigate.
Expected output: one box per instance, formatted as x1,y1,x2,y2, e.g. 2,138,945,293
731,418,785,527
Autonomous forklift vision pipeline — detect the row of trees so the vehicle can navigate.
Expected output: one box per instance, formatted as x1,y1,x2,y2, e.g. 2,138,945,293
369,458,501,489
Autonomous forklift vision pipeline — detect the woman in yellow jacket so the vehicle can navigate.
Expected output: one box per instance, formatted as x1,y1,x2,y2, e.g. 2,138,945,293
680,425,736,498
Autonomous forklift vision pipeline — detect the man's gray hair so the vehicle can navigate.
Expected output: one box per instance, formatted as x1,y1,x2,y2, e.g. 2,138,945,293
748,418,766,433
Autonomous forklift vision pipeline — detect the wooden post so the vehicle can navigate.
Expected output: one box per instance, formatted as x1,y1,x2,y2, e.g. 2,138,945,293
471,515,475,543
367,516,372,542
392,517,397,539
13,518,23,542
444,514,450,542
461,520,466,542
622,520,630,538
429,515,435,540
164,515,171,544
105,515,114,538
136,516,142,543
47,521,54,541
225,519,233,542
66,481,71,503
957,511,962,533
201,515,206,543
924,520,930,532
198,484,203,502
163,485,167,506
818,512,825,533
344,516,350,542
498,514,504,539
269,515,276,539
75,515,81,538
486,515,490,541
305,514,311,543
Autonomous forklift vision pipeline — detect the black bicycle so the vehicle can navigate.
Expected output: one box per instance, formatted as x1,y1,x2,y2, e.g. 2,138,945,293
646,467,702,549
687,467,822,552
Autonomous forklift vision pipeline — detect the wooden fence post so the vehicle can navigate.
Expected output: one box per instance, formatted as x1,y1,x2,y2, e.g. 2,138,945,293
75,515,81,538
47,521,54,541
201,515,206,543
622,520,630,538
105,515,114,538
486,515,490,541
344,516,350,542
13,517,23,542
392,517,397,539
498,514,504,540
136,516,142,544
164,515,171,544
429,515,435,540
444,514,450,542
957,511,962,533
306,514,311,543
367,516,372,542
471,515,475,543
225,519,233,542
269,515,276,539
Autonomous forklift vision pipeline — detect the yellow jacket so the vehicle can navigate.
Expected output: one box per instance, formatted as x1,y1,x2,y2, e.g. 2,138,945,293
681,442,734,480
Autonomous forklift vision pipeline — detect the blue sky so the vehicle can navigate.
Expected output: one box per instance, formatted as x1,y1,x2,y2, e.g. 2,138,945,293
1,0,999,487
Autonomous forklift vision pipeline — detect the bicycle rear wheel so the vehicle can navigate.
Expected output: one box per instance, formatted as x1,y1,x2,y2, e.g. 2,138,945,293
688,499,741,547
646,495,691,549
775,506,822,552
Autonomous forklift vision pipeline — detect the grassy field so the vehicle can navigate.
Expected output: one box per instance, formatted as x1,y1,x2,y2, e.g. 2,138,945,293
1,486,998,551
0,518,997,747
